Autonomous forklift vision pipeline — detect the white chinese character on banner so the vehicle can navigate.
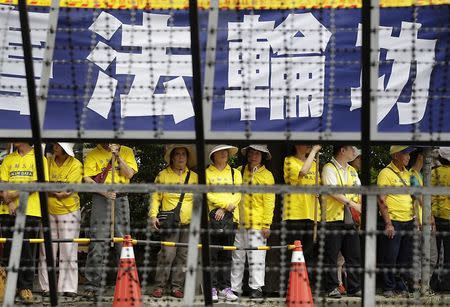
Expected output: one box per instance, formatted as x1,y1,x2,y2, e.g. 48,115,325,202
0,5,53,115
350,22,437,124
86,12,194,124
224,13,331,120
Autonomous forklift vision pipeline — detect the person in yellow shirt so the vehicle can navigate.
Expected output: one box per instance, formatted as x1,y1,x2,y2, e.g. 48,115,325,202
430,147,450,292
37,143,82,297
149,144,198,299
283,144,321,269
0,143,48,303
206,144,242,302
82,144,138,298
321,145,362,298
377,145,416,298
230,145,275,300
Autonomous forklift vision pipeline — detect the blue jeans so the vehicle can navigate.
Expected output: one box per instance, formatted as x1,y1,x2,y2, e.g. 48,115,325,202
381,220,415,292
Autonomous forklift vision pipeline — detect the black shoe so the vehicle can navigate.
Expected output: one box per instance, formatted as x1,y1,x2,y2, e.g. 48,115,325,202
249,288,263,300
328,288,342,299
348,290,362,297
41,291,49,297
64,292,77,298
82,289,97,300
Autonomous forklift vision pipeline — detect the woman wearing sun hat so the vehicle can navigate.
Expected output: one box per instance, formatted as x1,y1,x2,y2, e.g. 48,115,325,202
149,144,198,299
206,144,242,302
38,143,83,297
230,145,275,300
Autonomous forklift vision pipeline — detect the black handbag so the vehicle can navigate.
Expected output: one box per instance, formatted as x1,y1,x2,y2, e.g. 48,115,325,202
157,170,191,230
209,168,235,232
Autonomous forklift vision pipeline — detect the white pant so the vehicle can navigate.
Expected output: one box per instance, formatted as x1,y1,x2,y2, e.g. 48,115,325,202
38,210,80,293
231,229,267,292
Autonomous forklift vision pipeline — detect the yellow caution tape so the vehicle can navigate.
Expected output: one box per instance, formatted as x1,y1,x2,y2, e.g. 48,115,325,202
257,246,271,250
73,238,91,244
0,238,6,244
161,241,176,247
287,244,296,250
113,237,124,243
223,246,237,251
132,239,138,245
29,239,45,243
0,0,447,9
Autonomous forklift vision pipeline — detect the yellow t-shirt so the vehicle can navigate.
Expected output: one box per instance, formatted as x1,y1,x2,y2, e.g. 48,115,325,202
431,165,450,220
149,167,198,225
48,156,83,215
283,156,320,221
322,161,359,222
239,165,275,229
84,145,138,184
0,149,48,217
206,164,242,223
377,162,414,222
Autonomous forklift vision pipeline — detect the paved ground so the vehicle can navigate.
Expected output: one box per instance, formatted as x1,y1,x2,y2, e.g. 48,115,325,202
19,289,450,306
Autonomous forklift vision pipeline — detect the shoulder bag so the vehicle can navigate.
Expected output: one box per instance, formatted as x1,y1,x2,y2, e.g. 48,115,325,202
157,170,191,230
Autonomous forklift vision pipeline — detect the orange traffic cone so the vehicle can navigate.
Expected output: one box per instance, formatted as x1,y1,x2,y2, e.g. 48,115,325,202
113,235,142,306
286,240,313,307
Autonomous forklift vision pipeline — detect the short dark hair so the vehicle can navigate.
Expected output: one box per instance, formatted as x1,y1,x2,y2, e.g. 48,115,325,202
439,157,450,166
333,145,348,157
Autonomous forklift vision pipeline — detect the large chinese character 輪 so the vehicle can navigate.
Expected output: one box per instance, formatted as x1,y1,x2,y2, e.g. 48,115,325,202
224,13,331,121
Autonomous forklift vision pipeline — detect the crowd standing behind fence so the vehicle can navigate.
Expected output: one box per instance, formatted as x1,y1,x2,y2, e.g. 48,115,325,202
0,143,449,304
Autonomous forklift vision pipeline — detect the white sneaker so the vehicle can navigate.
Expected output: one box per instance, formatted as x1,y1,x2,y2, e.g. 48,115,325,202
219,288,238,301
211,288,219,303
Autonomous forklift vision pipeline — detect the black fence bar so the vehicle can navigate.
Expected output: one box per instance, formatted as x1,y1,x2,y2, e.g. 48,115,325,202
188,0,213,305
17,1,58,305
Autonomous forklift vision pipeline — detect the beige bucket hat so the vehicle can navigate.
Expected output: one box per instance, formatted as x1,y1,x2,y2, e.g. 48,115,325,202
241,144,272,160
164,144,197,168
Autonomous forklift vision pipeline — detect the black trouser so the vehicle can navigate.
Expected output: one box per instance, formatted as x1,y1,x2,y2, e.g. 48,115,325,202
285,219,315,264
323,221,361,294
0,214,41,290
380,220,415,292
210,224,237,290
433,217,450,291
284,219,316,288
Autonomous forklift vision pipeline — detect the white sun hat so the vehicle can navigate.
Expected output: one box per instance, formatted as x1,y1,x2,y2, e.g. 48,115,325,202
58,142,75,157
349,146,361,162
438,147,450,162
208,144,238,162
241,144,272,160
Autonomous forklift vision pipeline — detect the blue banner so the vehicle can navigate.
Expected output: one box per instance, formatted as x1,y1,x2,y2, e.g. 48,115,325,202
0,4,448,137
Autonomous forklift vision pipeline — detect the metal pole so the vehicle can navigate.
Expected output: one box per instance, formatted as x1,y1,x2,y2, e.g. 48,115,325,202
17,1,58,305
4,192,29,306
183,194,203,306
188,0,213,305
37,0,60,129
421,148,433,293
363,195,378,306
361,0,379,305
